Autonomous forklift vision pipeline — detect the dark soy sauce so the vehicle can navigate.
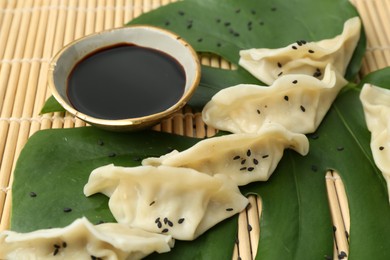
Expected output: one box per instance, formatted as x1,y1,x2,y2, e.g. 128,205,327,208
67,43,186,120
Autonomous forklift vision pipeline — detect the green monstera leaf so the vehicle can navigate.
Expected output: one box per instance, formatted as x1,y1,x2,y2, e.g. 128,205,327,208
12,70,390,260
10,128,239,260
12,0,390,259
41,0,365,113
128,0,365,82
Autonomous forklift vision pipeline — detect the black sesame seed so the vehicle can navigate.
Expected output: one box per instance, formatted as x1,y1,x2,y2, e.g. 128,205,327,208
155,217,160,223
224,22,231,26
271,7,277,11
178,218,185,224
217,42,221,47
164,217,168,224
233,155,240,160
379,146,385,150
262,155,269,158
63,207,72,213
197,38,203,42
248,224,252,231
248,167,255,172
54,244,60,249
241,159,246,165
29,191,37,198
313,69,322,77
178,11,185,16
234,32,240,37
53,248,59,256
338,251,347,259
297,41,303,46
216,18,221,23
256,109,261,114
226,208,234,211
162,228,169,233
278,71,283,77
259,21,264,26
108,152,116,157
62,242,67,248
300,105,306,112
337,146,344,151
292,80,298,84
157,222,162,228
240,167,247,171
292,46,297,50
165,21,170,26
247,21,252,26
247,149,252,157
235,9,241,13
149,201,155,206
308,49,315,53
284,95,289,101
253,158,259,165
97,139,104,146
300,40,307,44
187,24,192,29
311,165,318,172
251,10,256,14
167,220,174,227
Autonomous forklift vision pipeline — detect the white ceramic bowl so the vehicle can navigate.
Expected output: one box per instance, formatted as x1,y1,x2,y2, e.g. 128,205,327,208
48,25,201,131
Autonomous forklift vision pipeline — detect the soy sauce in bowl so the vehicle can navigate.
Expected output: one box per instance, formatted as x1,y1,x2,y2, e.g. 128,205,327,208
49,26,201,131
67,43,186,120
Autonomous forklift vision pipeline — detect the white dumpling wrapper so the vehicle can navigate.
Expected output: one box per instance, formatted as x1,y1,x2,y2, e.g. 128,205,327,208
360,84,390,203
202,64,347,134
0,217,173,260
143,123,309,186
84,165,248,241
239,17,361,85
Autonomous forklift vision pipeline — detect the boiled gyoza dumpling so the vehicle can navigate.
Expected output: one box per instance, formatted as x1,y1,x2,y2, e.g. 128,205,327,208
360,84,390,203
0,217,173,260
239,17,361,85
84,165,248,241
143,123,309,186
202,64,347,135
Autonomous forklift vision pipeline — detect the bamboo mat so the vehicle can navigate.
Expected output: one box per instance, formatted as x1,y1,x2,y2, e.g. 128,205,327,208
0,0,389,259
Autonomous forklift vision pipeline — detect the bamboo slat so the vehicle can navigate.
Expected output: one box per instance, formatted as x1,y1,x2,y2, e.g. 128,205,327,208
0,0,388,259
350,0,390,74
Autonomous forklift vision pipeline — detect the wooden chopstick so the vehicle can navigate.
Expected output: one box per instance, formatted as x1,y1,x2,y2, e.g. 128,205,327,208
326,170,349,259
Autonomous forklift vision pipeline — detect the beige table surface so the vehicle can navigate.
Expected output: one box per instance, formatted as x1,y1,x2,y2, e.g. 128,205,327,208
0,0,389,259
